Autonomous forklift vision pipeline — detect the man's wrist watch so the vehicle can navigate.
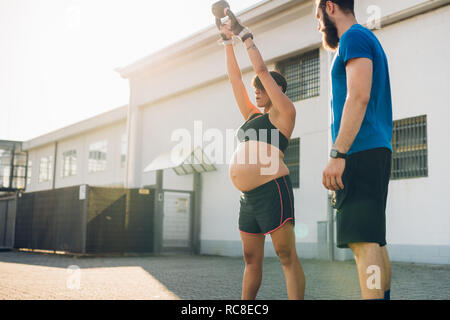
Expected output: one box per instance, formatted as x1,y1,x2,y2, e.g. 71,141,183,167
330,148,347,159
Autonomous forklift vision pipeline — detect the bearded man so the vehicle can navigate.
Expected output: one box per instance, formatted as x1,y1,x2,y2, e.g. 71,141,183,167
316,0,393,300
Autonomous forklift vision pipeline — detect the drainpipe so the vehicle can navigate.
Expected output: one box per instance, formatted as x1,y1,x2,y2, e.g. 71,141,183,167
124,82,142,189
153,169,164,254
8,143,15,190
52,141,58,190
124,85,133,189
326,50,335,261
192,171,202,255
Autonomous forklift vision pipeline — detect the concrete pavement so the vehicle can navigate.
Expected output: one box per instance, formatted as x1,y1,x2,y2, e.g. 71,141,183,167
1,250,449,300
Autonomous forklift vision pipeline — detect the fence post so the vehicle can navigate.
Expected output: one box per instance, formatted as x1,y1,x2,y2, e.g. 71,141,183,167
192,172,202,255
80,185,88,254
328,193,335,261
153,170,164,254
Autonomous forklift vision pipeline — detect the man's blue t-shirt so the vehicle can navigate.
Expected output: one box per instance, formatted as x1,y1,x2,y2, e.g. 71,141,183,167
331,24,393,154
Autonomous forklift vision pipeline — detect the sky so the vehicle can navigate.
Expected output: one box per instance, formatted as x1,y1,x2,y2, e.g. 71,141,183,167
0,0,263,142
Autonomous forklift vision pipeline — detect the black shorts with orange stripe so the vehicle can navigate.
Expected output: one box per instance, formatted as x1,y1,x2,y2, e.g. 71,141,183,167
239,175,295,236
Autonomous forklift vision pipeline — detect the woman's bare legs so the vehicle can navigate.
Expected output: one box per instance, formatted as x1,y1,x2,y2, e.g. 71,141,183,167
270,222,305,300
240,232,265,300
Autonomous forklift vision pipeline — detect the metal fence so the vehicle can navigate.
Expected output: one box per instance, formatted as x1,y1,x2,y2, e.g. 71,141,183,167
8,185,155,254
86,187,154,253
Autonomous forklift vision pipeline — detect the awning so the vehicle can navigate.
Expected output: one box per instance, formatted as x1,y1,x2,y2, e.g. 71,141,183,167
143,146,216,176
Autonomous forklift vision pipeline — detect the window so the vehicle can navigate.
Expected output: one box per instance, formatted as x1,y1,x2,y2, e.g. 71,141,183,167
62,150,77,177
391,115,428,180
120,134,127,168
88,140,107,173
0,147,12,188
12,152,27,189
277,49,320,102
284,138,300,188
0,142,27,190
39,156,53,183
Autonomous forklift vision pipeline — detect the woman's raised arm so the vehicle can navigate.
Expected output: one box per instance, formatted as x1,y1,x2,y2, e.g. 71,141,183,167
244,38,295,117
221,25,259,121
224,9,295,117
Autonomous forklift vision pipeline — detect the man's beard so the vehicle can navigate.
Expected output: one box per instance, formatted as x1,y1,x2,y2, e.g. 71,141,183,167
321,10,339,51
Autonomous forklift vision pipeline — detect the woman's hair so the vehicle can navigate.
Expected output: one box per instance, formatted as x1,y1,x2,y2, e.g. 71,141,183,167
252,71,288,94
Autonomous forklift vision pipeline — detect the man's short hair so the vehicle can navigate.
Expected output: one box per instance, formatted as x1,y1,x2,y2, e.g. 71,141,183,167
317,0,355,16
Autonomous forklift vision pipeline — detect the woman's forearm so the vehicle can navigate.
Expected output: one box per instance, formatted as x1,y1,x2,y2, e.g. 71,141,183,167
243,38,268,76
225,44,243,82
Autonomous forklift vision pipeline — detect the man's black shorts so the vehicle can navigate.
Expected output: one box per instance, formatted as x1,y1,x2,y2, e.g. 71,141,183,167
239,175,295,236
332,147,392,248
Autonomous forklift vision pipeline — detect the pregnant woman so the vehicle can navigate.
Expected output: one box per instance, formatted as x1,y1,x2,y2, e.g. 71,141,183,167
216,8,305,300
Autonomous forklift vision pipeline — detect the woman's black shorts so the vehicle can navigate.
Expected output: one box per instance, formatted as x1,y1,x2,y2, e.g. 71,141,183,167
239,175,295,236
332,147,392,248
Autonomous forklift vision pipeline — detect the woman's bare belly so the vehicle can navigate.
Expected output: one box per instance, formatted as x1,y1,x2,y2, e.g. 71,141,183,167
229,140,290,192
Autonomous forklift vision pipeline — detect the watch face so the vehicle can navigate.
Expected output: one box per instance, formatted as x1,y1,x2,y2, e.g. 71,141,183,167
331,150,337,157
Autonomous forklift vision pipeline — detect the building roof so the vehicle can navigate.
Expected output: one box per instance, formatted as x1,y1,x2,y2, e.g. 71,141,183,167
22,105,127,151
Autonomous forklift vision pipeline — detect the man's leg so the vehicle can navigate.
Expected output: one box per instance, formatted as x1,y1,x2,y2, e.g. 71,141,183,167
349,242,386,299
381,245,391,299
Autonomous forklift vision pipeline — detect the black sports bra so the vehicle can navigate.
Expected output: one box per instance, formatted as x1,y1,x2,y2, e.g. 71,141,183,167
236,112,290,153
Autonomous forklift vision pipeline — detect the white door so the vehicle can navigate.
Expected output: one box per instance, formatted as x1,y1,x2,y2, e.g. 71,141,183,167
162,192,191,248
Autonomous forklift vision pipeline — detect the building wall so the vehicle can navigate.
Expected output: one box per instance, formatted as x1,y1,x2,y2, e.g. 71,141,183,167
132,1,450,262
136,1,333,258
26,121,127,192
376,5,450,264
27,143,56,192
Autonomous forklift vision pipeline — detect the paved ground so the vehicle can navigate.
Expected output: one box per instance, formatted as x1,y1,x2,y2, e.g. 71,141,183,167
0,250,449,300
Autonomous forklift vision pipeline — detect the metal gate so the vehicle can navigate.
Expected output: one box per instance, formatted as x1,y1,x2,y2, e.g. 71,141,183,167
162,191,192,250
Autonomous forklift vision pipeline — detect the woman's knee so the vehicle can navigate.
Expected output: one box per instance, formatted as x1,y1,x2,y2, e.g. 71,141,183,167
275,244,296,266
243,250,263,267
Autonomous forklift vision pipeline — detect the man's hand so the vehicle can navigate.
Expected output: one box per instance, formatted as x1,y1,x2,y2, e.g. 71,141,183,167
322,158,346,191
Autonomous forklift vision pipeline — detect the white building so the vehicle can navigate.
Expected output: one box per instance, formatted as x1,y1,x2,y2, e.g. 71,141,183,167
23,0,450,264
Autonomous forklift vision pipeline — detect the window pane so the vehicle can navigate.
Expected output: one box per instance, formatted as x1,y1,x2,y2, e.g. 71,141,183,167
391,115,428,180
88,140,108,173
39,156,53,183
62,150,77,177
277,49,320,102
